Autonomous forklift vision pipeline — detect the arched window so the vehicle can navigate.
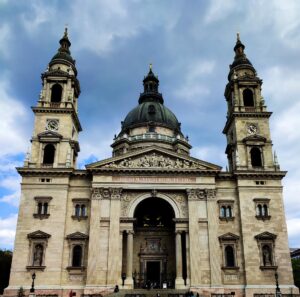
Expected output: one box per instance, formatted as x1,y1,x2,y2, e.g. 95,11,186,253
262,204,268,216
38,202,43,215
75,204,80,217
250,147,262,167
51,84,62,103
33,244,44,266
220,206,226,217
43,144,55,164
43,203,48,215
225,245,235,267
81,205,86,216
226,206,232,218
256,204,262,216
72,245,82,267
262,245,272,266
243,89,254,107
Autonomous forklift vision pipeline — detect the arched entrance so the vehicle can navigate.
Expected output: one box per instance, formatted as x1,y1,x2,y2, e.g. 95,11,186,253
132,198,176,289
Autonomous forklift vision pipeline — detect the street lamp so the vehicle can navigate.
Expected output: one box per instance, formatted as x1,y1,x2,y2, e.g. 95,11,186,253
122,273,126,287
275,271,281,297
30,272,36,293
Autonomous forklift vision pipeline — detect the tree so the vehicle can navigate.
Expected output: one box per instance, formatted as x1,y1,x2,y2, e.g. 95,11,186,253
292,258,300,289
0,249,12,294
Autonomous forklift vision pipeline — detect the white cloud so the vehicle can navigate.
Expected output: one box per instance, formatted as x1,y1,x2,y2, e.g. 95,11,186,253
20,1,55,34
0,79,30,157
173,60,216,103
0,213,17,249
287,217,300,247
204,0,236,24
192,145,226,168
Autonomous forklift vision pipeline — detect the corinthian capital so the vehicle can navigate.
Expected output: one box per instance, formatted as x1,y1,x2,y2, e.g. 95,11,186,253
92,187,123,200
186,188,216,200
110,187,123,200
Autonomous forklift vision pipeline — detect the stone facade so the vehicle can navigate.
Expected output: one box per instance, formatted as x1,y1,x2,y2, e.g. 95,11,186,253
4,31,297,297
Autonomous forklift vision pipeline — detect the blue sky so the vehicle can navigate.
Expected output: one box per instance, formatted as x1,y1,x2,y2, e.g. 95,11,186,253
1,0,300,249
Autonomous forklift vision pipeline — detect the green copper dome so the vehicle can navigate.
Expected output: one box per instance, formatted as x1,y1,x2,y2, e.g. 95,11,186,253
122,101,181,132
121,67,181,133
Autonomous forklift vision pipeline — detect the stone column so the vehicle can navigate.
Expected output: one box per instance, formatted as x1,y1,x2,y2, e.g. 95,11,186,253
118,231,124,285
186,189,202,285
185,232,191,286
175,230,185,288
86,189,102,286
125,230,134,287
206,189,222,286
107,188,122,285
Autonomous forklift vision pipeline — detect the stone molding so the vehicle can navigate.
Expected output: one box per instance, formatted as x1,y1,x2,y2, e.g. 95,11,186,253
186,188,216,200
92,187,123,200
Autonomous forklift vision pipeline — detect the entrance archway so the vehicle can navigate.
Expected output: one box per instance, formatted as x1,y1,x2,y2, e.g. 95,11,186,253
132,198,176,289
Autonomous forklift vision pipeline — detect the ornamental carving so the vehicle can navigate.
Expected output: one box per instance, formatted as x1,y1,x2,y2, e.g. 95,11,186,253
186,189,216,200
92,187,123,200
103,152,206,169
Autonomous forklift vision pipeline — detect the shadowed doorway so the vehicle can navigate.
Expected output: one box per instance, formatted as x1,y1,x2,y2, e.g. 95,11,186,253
132,197,176,288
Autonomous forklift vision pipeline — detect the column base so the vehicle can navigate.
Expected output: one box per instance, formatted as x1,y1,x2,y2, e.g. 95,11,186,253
175,277,185,289
124,277,134,289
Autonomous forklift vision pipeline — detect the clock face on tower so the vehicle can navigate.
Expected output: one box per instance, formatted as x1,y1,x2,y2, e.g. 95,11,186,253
46,119,59,131
247,123,258,134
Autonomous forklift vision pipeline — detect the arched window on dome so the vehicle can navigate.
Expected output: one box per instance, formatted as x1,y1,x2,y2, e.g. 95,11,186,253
51,84,62,103
43,144,55,165
243,89,254,107
250,147,262,167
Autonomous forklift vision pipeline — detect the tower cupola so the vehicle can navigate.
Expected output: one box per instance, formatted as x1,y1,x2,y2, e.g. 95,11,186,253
139,64,164,104
49,28,77,74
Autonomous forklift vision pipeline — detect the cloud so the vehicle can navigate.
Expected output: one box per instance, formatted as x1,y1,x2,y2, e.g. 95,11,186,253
0,213,17,249
173,60,216,103
0,79,30,157
0,24,11,58
20,1,55,34
192,145,226,168
204,0,236,24
287,217,300,247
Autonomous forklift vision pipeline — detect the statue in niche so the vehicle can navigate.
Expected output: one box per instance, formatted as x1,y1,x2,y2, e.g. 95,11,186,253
33,244,43,266
262,245,272,266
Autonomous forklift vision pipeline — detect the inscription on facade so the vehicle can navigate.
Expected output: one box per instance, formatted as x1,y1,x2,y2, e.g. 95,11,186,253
112,176,196,183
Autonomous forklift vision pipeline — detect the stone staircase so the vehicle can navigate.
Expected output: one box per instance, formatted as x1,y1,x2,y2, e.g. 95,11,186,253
107,289,188,297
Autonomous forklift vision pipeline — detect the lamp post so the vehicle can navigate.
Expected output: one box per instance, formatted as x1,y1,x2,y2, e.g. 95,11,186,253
122,273,126,287
275,271,281,297
30,272,36,293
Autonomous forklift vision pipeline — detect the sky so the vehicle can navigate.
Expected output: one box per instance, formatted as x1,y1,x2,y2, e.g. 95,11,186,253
0,0,300,250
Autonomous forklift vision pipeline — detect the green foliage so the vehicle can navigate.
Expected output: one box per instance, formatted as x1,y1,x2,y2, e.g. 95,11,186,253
0,249,12,294
292,258,300,289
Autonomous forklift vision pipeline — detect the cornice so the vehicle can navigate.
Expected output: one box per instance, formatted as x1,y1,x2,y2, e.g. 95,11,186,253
233,170,287,179
31,106,82,132
17,167,74,176
223,111,272,134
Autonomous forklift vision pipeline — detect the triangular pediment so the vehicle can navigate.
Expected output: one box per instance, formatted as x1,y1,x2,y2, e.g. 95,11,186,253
218,232,240,241
86,146,221,171
38,131,63,139
255,231,277,240
27,230,51,239
66,231,89,240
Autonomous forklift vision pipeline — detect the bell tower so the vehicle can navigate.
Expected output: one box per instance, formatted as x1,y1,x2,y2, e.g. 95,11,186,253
223,34,279,172
26,28,82,169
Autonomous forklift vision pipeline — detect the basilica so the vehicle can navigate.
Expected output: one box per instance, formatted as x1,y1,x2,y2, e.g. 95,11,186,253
5,29,296,297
